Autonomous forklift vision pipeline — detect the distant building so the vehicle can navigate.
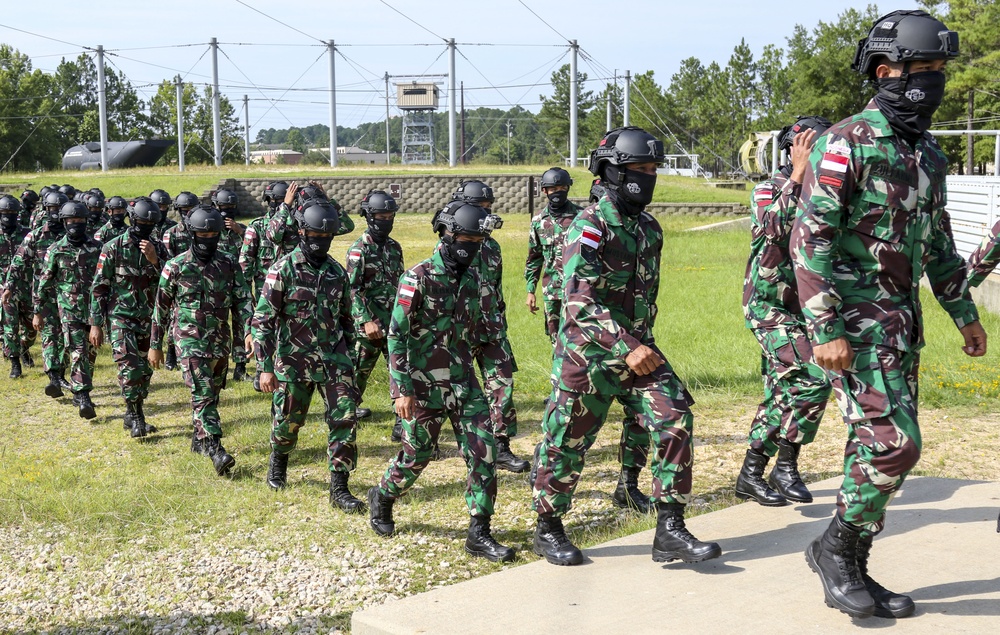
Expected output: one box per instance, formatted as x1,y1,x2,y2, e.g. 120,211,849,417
316,146,391,164
249,149,304,165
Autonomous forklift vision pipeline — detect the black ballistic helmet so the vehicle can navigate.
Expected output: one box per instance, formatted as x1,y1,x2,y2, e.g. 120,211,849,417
211,189,238,208
44,191,69,209
128,197,163,224
85,192,105,210
0,195,22,213
174,191,200,210
186,205,223,233
58,184,77,199
540,167,573,189
73,191,87,202
360,190,398,217
296,199,341,234
451,180,494,205
263,181,289,203
295,184,328,208
433,201,490,237
149,189,172,207
589,178,607,204
106,196,127,211
589,126,665,178
58,200,90,220
89,187,105,198
778,116,834,153
20,189,39,209
39,185,53,199
853,10,959,77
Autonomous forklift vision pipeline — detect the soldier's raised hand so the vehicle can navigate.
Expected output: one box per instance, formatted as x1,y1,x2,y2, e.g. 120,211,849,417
284,181,298,207
790,129,818,184
625,344,663,376
139,239,158,265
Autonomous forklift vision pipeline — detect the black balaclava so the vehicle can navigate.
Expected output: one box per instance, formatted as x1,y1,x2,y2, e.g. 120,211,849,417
129,223,154,243
603,166,656,216
109,213,126,229
193,234,220,263
66,222,88,245
441,235,481,278
546,190,570,213
0,214,18,234
874,69,946,144
302,233,333,267
366,217,394,243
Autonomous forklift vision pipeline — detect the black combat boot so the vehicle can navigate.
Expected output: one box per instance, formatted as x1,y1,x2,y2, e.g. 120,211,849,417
391,419,403,442
190,431,207,455
136,398,156,433
465,515,515,562
21,350,34,368
857,534,914,618
266,451,289,490
44,370,63,398
652,502,722,564
123,401,133,431
164,345,177,371
769,439,812,503
204,435,235,476
495,438,529,473
533,514,583,566
9,356,22,379
612,467,651,513
367,486,395,536
57,370,71,391
356,407,372,420
232,362,248,382
805,515,876,619
735,449,787,506
330,471,365,513
127,401,146,438
76,391,96,420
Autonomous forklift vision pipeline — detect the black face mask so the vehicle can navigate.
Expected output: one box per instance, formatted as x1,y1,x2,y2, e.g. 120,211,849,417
48,217,64,234
874,70,946,143
66,223,89,245
219,208,235,224
193,234,220,263
367,218,394,242
130,223,154,243
546,191,569,210
301,234,333,266
0,215,17,233
620,169,657,208
109,214,126,228
447,238,481,268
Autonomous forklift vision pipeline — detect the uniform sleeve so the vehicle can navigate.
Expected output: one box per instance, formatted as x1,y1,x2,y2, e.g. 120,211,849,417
562,216,643,357
336,209,355,236
926,205,979,328
149,263,177,351
339,270,356,353
89,245,114,328
492,242,507,315
386,271,420,398
967,219,1000,287
524,218,544,293
789,134,857,345
231,260,253,339
5,234,31,297
239,225,259,280
35,249,56,315
265,204,293,245
251,265,282,374
752,177,801,243
347,244,376,329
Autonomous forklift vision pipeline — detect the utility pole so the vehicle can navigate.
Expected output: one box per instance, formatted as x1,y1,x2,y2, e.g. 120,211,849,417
175,75,185,172
606,81,612,132
448,38,457,167
328,40,337,167
968,90,975,175
243,95,249,166
624,70,631,126
506,120,512,165
569,39,578,166
210,37,222,166
384,72,390,165
95,45,109,172
460,81,466,164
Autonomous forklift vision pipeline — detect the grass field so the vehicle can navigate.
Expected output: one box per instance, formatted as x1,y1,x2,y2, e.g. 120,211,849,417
2,208,1000,633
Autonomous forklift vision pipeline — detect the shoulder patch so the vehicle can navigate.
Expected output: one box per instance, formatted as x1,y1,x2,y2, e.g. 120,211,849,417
580,226,602,250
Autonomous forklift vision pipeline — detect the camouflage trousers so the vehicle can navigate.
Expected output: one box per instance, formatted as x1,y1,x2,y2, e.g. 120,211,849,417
532,373,695,517
474,337,518,440
545,298,650,469
271,379,359,472
748,326,831,456
109,321,153,402
181,357,228,439
831,345,920,536
1,297,35,358
231,321,247,365
62,321,93,393
378,391,497,517
38,301,65,372
354,334,388,405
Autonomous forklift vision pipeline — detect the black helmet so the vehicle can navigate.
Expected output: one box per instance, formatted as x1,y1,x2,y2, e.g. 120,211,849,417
853,10,959,77
106,196,127,211
0,195,22,213
39,185,53,199
44,191,69,209
295,184,328,207
263,181,289,203
360,190,398,217
212,188,238,207
451,180,494,205
540,167,573,189
58,200,89,220
433,201,492,237
149,189,172,207
73,191,87,202
89,187,105,198
128,197,163,224
20,189,39,209
296,199,341,234
185,204,222,233
589,178,607,204
174,191,200,210
589,126,665,177
58,184,77,199
85,192,105,210
778,116,834,153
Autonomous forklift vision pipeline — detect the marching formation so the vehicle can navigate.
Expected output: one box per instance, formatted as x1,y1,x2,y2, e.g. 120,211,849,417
3,8,998,621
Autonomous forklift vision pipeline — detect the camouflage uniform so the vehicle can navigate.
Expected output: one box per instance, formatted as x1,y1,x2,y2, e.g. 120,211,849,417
93,220,127,245
526,202,651,470
151,217,178,244
91,233,169,403
218,224,248,367
251,248,359,471
790,100,978,536
743,167,831,457
87,213,109,239
36,235,102,393
346,230,404,407
150,249,252,441
266,202,355,260
377,243,497,516
239,213,280,302
7,222,66,372
0,223,36,360
160,222,193,364
532,195,696,517
966,219,1000,287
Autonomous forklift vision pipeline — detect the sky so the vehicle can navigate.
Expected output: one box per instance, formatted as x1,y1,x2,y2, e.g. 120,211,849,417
0,0,923,137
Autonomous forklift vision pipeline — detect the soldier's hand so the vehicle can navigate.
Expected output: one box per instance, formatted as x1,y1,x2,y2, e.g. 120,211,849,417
244,333,253,351
0,289,10,306
89,326,104,349
227,218,245,237
259,372,278,393
960,321,987,357
284,181,298,206
813,337,854,372
364,321,384,340
395,395,415,421
625,345,663,376
139,239,158,265
148,349,164,369
32,315,43,331
789,129,818,183
526,292,538,314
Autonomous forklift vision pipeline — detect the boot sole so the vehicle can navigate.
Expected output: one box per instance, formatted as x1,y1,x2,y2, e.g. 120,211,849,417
496,463,530,474
652,543,722,564
532,545,583,566
873,603,915,619
768,477,813,503
805,548,875,619
734,490,788,507
79,406,97,420
466,544,516,563
332,499,366,514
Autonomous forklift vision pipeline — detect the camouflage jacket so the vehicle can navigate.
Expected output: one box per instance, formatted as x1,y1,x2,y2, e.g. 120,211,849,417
239,213,279,294
6,222,65,307
743,166,803,329
346,230,404,333
219,225,246,259
36,235,102,325
94,220,128,245
151,218,178,244
251,248,355,383
161,223,193,259
29,208,47,232
150,249,252,359
474,235,509,344
91,233,169,329
0,225,30,295
966,218,1000,287
553,195,666,394
87,213,109,238
525,202,581,299
265,202,355,259
387,242,483,410
790,100,978,352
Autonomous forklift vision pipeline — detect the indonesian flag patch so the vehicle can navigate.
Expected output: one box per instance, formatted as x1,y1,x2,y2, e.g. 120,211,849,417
820,147,850,173
348,249,362,261
265,270,279,286
753,186,775,207
398,276,417,307
96,251,106,274
580,226,602,250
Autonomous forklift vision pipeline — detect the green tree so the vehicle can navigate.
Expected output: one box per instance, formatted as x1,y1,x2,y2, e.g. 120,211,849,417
0,44,61,170
286,128,307,154
147,79,198,165
538,64,596,158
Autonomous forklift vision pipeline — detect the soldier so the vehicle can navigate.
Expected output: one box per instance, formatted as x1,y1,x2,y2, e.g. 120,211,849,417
91,198,168,438
265,182,355,262
94,196,129,244
19,189,38,229
35,201,102,419
368,202,515,563
149,205,252,476
531,127,721,567
735,116,834,507
149,189,178,242
161,191,200,372
346,190,404,424
789,11,983,620
30,189,63,231
0,195,34,378
84,192,108,238
253,200,364,512
4,191,69,395
240,181,286,391
212,189,250,382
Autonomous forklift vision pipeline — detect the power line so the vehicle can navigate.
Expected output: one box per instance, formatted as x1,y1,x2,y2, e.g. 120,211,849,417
0,22,91,51
515,0,570,43
378,0,447,42
231,0,326,44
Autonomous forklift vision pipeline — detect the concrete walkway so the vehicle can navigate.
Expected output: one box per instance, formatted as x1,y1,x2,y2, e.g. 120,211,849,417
352,476,1000,634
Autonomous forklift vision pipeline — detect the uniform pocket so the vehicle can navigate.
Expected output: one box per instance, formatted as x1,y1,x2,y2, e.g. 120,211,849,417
832,348,894,423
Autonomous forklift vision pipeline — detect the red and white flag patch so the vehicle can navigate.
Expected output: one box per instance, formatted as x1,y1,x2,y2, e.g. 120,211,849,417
753,186,775,207
580,226,602,249
820,146,850,174
398,278,416,307
348,249,362,260
265,270,279,285
96,251,106,274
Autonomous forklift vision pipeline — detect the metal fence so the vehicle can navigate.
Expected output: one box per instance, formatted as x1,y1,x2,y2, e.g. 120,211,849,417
947,176,1000,259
